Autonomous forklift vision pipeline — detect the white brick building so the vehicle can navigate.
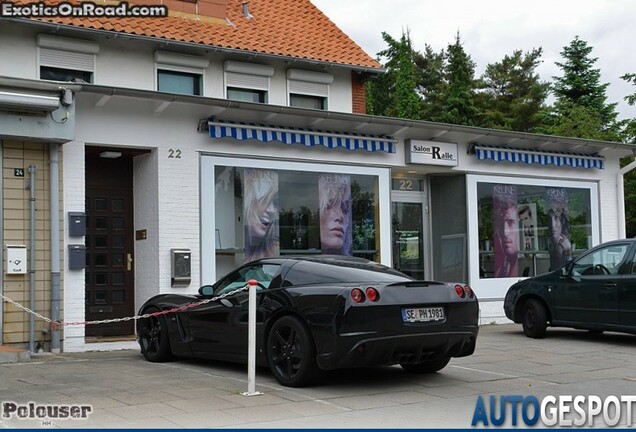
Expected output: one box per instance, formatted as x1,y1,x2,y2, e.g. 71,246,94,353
0,0,635,352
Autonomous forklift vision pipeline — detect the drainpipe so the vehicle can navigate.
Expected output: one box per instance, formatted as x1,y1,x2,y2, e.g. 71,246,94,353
50,145,61,353
618,157,636,239
28,164,36,353
0,144,3,345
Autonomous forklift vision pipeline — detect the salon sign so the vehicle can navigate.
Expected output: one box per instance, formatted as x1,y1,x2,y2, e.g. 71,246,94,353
406,139,458,167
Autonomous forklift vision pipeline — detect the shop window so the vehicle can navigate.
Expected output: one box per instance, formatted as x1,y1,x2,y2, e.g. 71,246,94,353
477,182,593,279
212,166,380,268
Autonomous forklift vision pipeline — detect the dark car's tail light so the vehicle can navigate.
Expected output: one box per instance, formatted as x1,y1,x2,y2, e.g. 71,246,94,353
454,284,466,298
365,287,379,302
464,285,474,298
351,288,365,303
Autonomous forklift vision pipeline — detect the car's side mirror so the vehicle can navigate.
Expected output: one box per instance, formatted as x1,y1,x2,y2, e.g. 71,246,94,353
560,262,573,278
198,285,214,296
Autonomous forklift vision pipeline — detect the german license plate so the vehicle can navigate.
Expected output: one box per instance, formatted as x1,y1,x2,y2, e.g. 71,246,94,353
402,307,445,323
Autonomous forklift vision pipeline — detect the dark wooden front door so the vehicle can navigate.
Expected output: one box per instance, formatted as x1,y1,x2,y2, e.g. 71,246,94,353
85,151,135,337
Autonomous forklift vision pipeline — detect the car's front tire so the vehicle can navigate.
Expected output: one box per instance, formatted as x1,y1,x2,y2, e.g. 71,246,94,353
400,357,451,373
138,307,173,362
266,315,320,387
521,299,547,338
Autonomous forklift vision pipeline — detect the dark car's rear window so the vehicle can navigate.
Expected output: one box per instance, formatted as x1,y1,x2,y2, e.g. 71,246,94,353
283,260,412,286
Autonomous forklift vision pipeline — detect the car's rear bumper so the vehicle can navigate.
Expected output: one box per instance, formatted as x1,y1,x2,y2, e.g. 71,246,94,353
316,325,478,370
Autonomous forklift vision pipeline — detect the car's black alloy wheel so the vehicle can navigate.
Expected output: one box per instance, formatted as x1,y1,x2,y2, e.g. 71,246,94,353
400,357,451,373
138,307,173,362
266,315,319,387
521,299,547,338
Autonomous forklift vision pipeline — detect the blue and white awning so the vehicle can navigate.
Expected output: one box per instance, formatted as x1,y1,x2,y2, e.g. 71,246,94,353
208,120,396,153
473,144,604,169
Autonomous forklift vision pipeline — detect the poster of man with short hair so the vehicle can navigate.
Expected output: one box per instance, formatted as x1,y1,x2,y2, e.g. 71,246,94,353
493,184,519,278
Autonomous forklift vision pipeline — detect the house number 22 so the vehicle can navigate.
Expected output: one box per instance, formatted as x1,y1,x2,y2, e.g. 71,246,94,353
168,149,182,159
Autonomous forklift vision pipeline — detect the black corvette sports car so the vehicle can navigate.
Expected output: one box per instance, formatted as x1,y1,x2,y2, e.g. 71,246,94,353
137,255,479,387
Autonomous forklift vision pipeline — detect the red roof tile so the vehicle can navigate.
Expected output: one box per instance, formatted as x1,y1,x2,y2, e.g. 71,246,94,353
26,0,381,69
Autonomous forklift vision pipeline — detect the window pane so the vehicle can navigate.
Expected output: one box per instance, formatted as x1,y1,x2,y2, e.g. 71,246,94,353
214,166,379,267
112,290,125,303
112,272,125,285
94,198,107,211
227,87,267,103
94,254,108,266
477,182,592,279
40,66,92,83
158,70,201,95
112,199,124,212
94,273,107,285
289,94,326,110
95,217,108,230
112,217,124,230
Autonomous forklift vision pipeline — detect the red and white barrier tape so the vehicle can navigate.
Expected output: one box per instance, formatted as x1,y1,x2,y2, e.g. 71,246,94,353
0,284,250,330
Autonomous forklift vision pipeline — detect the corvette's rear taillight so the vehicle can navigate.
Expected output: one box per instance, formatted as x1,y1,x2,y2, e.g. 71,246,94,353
351,288,365,303
365,287,379,302
454,284,466,298
464,285,474,298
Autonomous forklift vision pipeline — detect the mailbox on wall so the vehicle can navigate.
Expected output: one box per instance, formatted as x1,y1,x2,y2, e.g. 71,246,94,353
171,248,191,287
68,212,86,237
68,244,86,270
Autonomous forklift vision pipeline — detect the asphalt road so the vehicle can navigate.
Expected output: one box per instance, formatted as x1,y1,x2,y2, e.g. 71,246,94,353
1,324,635,428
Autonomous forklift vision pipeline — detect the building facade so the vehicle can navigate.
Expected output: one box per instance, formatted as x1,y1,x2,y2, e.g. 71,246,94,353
1,0,635,352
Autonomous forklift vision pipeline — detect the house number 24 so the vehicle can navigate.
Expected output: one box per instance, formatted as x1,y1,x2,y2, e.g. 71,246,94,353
168,149,182,159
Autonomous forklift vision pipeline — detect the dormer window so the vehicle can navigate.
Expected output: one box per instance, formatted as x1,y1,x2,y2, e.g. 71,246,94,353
154,51,209,96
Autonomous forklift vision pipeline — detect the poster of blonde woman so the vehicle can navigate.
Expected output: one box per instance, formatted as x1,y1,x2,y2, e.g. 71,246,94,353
319,174,353,256
243,169,280,262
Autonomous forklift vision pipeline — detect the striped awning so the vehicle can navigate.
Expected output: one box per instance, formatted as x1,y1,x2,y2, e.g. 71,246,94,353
473,144,604,169
208,120,396,153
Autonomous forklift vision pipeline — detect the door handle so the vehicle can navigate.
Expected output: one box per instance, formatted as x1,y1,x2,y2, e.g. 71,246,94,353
603,282,617,289
127,253,133,271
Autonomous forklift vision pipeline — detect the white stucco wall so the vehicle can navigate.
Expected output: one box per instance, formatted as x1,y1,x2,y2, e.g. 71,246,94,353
0,22,354,113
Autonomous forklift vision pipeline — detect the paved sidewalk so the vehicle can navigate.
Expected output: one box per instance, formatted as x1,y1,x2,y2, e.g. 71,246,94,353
1,324,635,429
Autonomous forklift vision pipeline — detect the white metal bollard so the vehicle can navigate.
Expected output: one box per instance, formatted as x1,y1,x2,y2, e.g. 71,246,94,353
241,279,263,396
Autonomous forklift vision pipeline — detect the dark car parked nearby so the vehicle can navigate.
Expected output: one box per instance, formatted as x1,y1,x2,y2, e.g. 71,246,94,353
137,255,479,387
504,239,636,338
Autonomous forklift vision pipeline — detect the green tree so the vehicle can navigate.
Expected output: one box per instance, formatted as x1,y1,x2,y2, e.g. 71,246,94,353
477,48,549,132
540,36,622,141
620,73,636,237
432,33,479,126
366,31,422,119
413,44,446,120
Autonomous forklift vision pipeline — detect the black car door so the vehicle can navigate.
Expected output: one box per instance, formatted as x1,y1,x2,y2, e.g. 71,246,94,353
187,263,281,359
619,245,636,326
553,242,630,325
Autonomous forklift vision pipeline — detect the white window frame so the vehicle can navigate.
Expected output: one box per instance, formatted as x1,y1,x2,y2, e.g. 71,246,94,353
286,68,333,109
224,61,273,102
200,156,391,284
467,174,600,299
37,34,99,81
154,51,208,95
